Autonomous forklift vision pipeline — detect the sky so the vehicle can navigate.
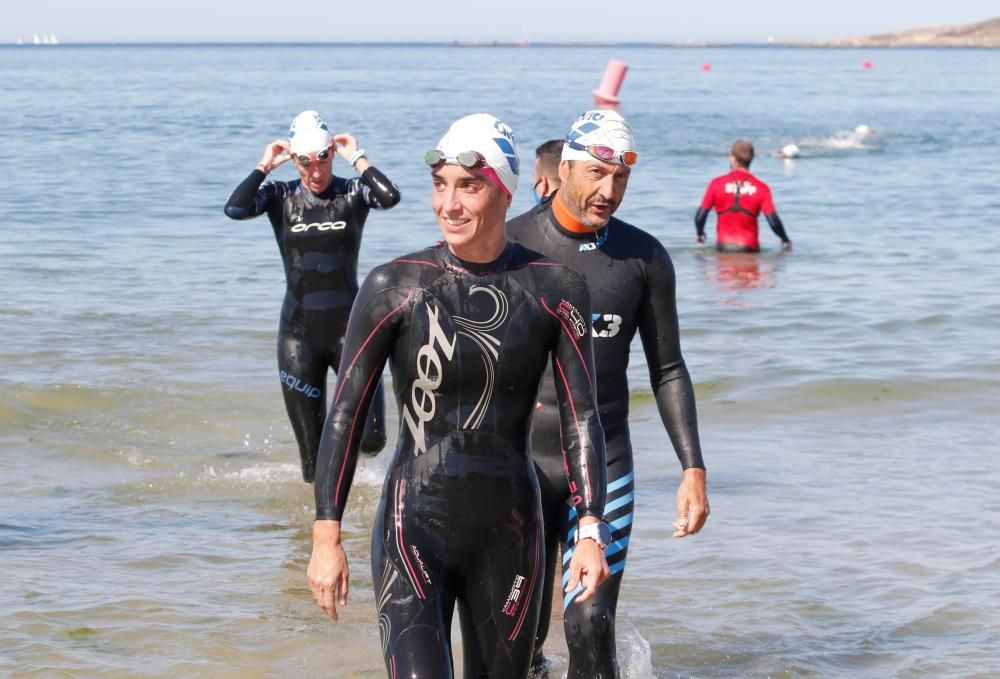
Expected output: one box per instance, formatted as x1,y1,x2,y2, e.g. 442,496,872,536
4,0,997,43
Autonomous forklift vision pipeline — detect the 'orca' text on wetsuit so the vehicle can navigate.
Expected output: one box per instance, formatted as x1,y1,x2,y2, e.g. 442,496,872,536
507,197,704,679
314,242,607,679
224,166,400,480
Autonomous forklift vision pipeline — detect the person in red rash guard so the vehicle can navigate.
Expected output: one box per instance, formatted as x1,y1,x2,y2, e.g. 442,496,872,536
695,140,792,253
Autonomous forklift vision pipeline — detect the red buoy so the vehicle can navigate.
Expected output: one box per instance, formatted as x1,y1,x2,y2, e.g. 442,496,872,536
863,60,874,69
701,63,711,72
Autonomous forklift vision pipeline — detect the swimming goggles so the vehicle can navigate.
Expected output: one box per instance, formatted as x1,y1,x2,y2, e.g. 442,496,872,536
424,149,488,169
565,140,637,166
294,148,332,166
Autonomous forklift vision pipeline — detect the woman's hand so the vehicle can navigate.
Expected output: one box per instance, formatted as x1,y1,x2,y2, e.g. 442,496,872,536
307,520,350,620
257,139,291,174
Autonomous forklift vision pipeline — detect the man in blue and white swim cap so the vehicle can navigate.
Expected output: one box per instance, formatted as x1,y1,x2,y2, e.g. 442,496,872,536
507,110,710,679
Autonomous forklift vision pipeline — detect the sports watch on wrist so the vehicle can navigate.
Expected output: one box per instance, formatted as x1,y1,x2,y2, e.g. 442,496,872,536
574,521,612,550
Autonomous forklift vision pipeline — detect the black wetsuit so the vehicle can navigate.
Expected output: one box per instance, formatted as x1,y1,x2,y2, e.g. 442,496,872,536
506,197,704,679
224,167,400,481
314,242,607,679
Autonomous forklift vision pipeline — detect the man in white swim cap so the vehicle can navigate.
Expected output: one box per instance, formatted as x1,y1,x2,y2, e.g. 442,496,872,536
507,110,709,678
696,140,792,252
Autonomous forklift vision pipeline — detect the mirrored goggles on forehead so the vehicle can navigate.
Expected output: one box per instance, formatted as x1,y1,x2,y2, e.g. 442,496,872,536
294,148,331,166
566,140,637,166
424,149,488,170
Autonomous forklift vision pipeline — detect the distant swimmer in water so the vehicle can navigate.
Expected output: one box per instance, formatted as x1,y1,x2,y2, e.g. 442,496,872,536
224,110,400,481
507,110,709,679
780,143,801,159
532,139,564,203
695,140,792,253
307,113,609,679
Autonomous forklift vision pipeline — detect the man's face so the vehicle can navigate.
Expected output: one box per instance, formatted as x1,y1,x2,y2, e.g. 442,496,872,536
558,159,630,229
293,146,334,194
431,163,510,254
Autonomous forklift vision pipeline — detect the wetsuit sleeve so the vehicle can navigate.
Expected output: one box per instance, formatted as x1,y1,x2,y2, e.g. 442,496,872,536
695,182,715,237
223,169,276,219
638,242,706,470
694,207,711,238
359,166,401,210
541,283,607,521
314,269,408,520
764,208,790,243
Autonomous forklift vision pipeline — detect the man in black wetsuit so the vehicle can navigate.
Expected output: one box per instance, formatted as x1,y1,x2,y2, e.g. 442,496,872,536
507,110,710,679
224,110,400,482
307,113,611,679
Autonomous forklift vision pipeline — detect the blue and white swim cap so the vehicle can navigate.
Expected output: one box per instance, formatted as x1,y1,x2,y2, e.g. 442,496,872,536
561,109,636,163
435,113,520,195
289,110,332,155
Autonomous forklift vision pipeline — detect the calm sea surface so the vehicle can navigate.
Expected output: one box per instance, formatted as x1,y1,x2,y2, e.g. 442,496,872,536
1,44,998,678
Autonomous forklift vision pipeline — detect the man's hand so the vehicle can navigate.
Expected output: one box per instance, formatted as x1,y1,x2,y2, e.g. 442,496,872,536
696,233,706,244
673,467,709,537
782,240,793,252
566,517,610,603
307,520,349,620
257,139,291,173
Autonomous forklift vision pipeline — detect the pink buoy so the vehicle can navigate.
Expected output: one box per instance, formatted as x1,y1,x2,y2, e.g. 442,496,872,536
701,63,712,72
593,59,628,105
863,60,874,69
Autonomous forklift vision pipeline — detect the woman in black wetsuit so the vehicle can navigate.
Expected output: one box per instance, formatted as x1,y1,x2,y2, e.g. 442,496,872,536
307,114,611,678
224,110,400,481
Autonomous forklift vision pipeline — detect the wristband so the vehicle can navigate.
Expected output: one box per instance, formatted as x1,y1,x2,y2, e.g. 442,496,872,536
349,149,367,167
256,163,269,175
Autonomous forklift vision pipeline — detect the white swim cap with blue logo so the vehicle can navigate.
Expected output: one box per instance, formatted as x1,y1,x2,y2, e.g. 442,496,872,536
435,113,520,195
562,109,636,163
289,110,332,155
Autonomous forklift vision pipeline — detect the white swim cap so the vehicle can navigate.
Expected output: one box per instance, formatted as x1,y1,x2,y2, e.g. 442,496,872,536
289,110,332,155
433,113,520,195
561,109,637,165
781,144,801,158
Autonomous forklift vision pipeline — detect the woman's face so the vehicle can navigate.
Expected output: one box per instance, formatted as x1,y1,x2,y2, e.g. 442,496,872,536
431,164,510,260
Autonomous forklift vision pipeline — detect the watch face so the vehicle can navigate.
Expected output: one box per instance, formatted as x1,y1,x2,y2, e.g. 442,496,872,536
597,522,612,546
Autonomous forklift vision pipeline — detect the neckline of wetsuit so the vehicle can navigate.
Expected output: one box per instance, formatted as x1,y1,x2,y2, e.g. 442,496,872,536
548,192,610,246
439,241,514,276
300,176,342,200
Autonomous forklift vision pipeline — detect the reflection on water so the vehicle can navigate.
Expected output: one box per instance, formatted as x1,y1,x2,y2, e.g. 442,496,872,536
696,250,780,307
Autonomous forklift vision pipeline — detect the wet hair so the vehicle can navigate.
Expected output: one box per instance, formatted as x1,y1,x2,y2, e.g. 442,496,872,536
730,140,754,168
535,140,564,180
